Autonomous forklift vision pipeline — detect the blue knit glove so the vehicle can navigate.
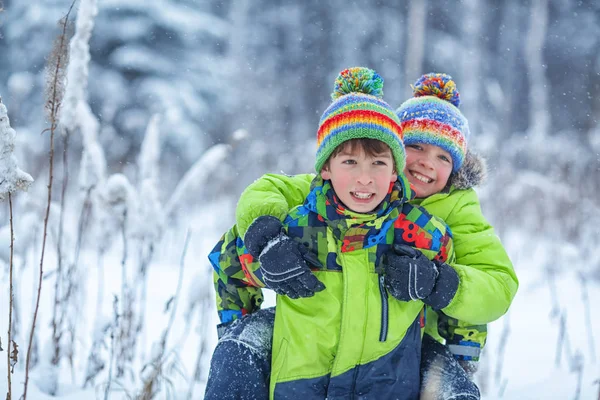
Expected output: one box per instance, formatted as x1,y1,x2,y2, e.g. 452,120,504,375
244,216,325,299
384,244,459,310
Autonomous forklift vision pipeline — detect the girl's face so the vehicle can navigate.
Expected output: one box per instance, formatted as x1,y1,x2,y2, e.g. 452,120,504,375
321,146,397,213
404,143,453,198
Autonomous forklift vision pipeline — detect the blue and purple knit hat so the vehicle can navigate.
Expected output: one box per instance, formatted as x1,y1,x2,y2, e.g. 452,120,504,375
396,73,470,172
315,67,405,172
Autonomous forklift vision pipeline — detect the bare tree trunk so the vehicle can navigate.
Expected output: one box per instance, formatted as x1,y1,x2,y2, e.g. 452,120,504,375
404,0,426,98
525,0,550,140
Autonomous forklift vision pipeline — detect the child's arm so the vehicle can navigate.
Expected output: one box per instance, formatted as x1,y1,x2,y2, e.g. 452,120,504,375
436,312,487,362
236,173,314,237
233,173,518,323
208,225,266,325
440,189,518,324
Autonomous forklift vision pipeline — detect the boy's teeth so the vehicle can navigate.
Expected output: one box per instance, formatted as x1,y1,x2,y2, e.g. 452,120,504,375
353,192,372,199
411,171,432,183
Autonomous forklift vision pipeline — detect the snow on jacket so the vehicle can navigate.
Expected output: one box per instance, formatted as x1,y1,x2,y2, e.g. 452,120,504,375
209,174,454,398
232,151,519,362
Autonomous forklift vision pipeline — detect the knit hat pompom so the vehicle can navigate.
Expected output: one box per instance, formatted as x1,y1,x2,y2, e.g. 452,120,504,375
331,67,384,100
315,67,404,173
412,73,460,108
396,72,470,172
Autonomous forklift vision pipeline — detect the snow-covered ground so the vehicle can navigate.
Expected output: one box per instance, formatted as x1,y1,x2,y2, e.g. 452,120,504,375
480,231,600,399
482,266,599,399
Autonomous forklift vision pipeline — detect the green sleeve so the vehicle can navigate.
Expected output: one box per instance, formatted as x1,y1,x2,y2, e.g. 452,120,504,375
236,173,315,237
441,190,519,324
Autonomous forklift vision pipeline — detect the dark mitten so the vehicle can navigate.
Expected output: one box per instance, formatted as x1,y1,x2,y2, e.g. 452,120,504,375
422,260,459,310
384,244,439,301
385,244,459,310
244,216,325,298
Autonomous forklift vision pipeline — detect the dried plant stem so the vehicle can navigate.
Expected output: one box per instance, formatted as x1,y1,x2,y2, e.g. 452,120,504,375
555,311,565,366
95,252,104,323
186,268,213,400
74,186,93,274
24,100,56,400
116,212,134,379
578,273,596,363
555,310,573,368
104,296,119,400
495,315,511,385
164,230,190,347
546,266,560,317
6,193,15,400
23,4,74,398
136,242,155,361
187,321,209,400
139,230,190,399
571,351,583,400
51,133,70,367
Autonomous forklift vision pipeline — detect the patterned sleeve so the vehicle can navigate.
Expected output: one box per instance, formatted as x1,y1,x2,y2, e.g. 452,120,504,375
394,203,455,263
208,225,266,324
436,312,487,362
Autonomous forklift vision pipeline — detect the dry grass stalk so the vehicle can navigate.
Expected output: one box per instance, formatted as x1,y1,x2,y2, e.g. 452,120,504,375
116,213,136,379
6,193,15,400
50,132,70,369
104,296,119,400
138,230,190,400
22,3,74,398
495,315,511,384
578,272,596,363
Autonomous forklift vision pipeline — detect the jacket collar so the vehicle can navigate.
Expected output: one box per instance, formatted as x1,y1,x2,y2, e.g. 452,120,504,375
304,174,411,224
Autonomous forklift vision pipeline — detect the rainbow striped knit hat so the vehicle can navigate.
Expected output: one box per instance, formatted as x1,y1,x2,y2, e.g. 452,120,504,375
315,67,405,172
396,73,470,172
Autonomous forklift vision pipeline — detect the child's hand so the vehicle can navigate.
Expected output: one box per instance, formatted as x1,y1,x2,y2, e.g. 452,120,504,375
384,244,439,301
384,244,459,310
244,216,326,298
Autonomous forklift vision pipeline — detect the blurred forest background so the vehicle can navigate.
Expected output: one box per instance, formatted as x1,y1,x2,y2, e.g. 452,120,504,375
1,0,600,398
1,0,598,194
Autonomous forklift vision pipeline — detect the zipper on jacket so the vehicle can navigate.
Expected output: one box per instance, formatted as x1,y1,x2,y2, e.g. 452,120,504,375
378,274,389,342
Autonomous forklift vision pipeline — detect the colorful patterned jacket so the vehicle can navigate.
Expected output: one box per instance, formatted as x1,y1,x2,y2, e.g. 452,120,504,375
210,175,454,398
231,151,518,362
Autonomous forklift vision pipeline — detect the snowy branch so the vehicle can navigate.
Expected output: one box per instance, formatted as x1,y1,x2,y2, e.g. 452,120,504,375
0,100,33,201
164,143,231,220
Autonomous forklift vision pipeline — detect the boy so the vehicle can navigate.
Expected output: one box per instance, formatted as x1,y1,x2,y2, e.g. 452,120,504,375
208,73,518,399
206,68,464,399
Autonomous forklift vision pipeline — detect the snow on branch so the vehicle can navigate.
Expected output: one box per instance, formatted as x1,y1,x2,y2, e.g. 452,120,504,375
0,99,34,201
164,144,231,220
60,0,106,192
102,173,137,221
61,0,98,138
137,114,161,184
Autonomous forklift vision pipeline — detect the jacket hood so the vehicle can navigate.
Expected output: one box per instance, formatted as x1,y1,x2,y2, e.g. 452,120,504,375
447,150,487,190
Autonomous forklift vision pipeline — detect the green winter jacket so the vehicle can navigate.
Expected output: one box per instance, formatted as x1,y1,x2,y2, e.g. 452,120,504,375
234,151,518,361
210,175,455,398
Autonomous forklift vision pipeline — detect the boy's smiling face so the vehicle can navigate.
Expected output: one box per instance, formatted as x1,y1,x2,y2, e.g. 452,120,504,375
321,143,397,213
404,143,453,198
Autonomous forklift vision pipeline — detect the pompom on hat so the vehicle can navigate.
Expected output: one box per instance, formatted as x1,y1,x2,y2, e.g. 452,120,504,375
315,67,405,173
396,73,470,172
